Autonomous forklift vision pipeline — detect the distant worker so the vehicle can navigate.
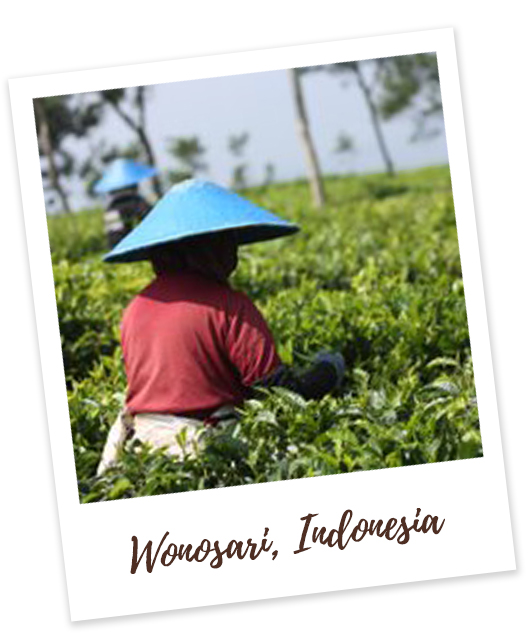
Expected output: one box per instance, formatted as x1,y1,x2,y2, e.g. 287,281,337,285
97,179,345,475
94,158,158,249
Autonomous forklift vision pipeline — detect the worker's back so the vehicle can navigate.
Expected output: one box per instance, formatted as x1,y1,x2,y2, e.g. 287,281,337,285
105,192,150,248
121,270,280,416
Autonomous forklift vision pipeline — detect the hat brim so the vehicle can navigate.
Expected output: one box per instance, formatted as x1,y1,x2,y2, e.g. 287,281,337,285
94,166,158,194
103,222,300,263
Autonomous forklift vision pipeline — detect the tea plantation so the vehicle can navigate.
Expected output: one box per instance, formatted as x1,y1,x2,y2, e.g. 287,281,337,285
47,166,482,502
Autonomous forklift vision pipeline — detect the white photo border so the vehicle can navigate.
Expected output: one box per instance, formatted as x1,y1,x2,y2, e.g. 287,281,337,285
9,28,515,622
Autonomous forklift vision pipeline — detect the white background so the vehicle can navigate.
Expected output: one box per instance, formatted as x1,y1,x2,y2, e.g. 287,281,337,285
1,1,530,635
10,27,516,621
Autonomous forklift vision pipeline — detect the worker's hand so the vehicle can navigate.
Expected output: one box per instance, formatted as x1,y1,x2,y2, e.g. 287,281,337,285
314,351,345,387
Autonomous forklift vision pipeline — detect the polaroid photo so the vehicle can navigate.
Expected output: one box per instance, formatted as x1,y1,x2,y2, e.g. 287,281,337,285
9,27,515,621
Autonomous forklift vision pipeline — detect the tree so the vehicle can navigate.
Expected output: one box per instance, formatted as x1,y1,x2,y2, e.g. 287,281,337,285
231,165,248,190
99,87,163,197
166,136,208,185
374,54,442,141
33,95,103,213
327,61,396,176
287,68,325,208
228,132,249,157
227,132,250,190
320,55,443,175
353,62,395,175
263,162,276,187
334,131,356,172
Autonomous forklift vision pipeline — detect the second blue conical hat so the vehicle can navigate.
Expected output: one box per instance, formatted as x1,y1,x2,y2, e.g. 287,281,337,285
94,158,158,194
103,179,299,263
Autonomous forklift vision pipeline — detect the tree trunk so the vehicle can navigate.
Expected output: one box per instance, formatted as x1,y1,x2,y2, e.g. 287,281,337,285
353,64,395,177
34,99,72,214
105,91,163,198
288,69,325,208
136,124,164,198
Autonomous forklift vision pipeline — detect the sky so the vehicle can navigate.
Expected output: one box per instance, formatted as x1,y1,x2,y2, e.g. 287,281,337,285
60,64,449,212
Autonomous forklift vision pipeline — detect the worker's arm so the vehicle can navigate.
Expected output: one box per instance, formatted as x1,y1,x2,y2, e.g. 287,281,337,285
253,352,345,400
225,290,282,387
225,291,345,401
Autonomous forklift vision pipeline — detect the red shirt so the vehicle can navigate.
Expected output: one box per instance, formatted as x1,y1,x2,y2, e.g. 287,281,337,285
121,270,280,415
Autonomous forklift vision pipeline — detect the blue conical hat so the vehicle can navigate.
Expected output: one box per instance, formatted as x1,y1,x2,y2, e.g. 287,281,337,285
93,158,158,194
103,179,299,263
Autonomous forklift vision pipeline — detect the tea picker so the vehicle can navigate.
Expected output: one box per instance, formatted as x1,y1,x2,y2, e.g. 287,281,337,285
97,179,345,474
93,158,158,248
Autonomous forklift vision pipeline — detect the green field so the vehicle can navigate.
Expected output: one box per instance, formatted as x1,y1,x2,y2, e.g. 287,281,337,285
48,166,482,503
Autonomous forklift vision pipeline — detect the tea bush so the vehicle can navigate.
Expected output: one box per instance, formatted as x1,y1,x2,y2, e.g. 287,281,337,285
47,166,482,503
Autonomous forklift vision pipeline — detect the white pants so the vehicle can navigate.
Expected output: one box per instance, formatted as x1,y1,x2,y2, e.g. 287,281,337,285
97,408,235,476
